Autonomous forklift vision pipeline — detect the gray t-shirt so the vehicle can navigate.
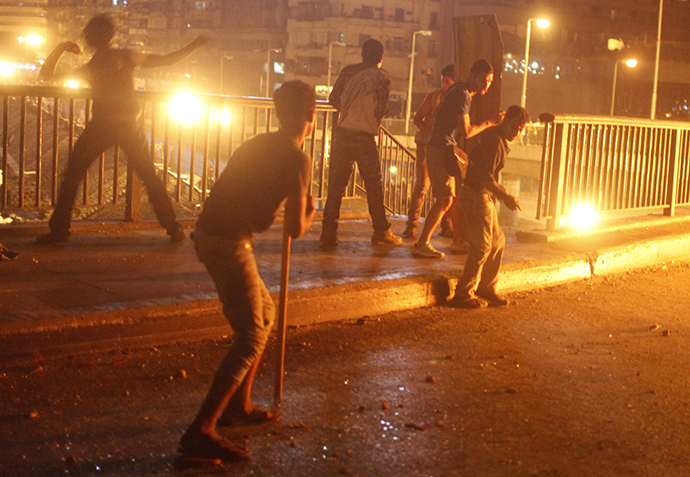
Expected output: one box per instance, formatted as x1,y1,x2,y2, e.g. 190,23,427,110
197,132,310,238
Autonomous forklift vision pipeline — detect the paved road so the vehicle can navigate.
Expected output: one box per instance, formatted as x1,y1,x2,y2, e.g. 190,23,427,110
2,262,690,476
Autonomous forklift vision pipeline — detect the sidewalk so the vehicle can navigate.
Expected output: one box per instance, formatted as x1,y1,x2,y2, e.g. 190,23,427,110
1,205,690,365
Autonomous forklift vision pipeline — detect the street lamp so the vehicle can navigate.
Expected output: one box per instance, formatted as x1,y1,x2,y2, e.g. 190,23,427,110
651,0,663,119
520,18,550,109
611,58,637,116
405,30,432,135
219,55,233,95
265,48,282,98
327,41,346,91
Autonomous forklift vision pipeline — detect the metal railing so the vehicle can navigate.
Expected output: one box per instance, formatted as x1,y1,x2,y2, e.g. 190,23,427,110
538,115,690,231
0,85,418,222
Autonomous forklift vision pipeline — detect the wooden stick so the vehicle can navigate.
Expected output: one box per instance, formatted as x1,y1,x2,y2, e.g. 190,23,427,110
274,226,292,407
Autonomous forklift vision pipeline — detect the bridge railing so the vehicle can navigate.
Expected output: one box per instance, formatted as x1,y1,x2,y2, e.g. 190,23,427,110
538,115,690,231
0,85,417,222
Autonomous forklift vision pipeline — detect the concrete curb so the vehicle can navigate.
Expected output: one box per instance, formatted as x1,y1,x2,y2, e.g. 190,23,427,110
2,229,690,366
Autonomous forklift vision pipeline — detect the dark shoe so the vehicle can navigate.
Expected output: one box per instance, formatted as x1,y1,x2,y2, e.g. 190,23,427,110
475,291,509,307
401,226,416,239
438,226,454,238
371,228,403,246
169,227,185,243
449,240,469,254
36,231,70,245
320,228,339,250
448,296,487,309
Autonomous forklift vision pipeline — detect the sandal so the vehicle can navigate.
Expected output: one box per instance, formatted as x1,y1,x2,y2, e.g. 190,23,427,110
179,432,250,462
218,408,280,427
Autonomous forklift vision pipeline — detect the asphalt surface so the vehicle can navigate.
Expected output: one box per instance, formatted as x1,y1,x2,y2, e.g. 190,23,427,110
3,263,690,476
1,204,690,366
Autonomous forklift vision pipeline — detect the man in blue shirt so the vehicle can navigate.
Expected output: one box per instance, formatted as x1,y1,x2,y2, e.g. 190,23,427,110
412,60,500,259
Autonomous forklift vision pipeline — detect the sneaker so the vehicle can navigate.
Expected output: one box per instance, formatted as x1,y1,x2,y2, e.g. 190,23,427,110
36,231,70,245
449,240,469,254
411,242,445,259
320,229,339,250
401,226,416,239
448,296,487,309
169,228,186,243
371,228,403,246
475,291,509,307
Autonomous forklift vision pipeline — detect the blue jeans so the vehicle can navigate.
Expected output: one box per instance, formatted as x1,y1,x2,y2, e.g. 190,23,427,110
455,189,505,299
322,128,390,232
194,228,275,386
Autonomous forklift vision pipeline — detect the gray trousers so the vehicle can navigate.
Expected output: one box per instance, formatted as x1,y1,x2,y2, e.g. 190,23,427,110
194,229,275,386
456,189,505,299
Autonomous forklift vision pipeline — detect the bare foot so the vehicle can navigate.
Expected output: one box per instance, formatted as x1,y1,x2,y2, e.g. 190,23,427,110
180,429,250,461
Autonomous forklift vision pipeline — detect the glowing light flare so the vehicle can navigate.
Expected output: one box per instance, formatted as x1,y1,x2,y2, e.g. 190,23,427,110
625,59,638,68
169,92,204,124
66,79,80,88
535,19,550,29
389,165,397,174
568,204,599,230
27,34,43,46
213,107,232,125
0,62,16,77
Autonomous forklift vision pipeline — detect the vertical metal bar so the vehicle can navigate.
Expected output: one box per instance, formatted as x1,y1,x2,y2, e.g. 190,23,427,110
113,146,120,204
51,97,59,205
149,101,157,206
176,122,183,201
189,122,197,202
664,128,681,216
536,121,553,220
1,96,8,207
240,106,247,143
82,100,91,204
213,108,222,188
266,106,272,133
307,110,318,195
35,96,43,207
629,126,641,208
225,106,234,178
201,104,211,202
163,105,170,189
316,110,329,197
18,97,26,208
546,122,567,232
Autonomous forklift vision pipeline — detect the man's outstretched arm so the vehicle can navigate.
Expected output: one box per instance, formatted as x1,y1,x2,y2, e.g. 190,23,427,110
134,35,209,68
39,41,84,81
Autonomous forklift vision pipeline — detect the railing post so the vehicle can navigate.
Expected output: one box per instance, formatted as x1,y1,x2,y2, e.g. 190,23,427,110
125,162,142,222
664,128,681,217
546,122,567,232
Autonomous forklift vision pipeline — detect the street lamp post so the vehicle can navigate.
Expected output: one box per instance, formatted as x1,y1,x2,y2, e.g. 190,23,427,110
265,48,282,98
219,55,233,95
405,30,432,135
611,59,637,116
327,41,346,91
520,18,550,109
651,0,664,119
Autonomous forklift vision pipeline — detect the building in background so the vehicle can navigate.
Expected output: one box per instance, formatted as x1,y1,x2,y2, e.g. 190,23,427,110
0,0,688,120
284,0,451,119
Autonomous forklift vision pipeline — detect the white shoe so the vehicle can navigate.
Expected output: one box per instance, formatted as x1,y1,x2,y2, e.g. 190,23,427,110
412,242,445,259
